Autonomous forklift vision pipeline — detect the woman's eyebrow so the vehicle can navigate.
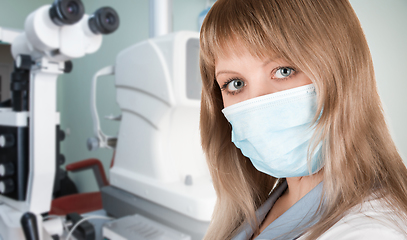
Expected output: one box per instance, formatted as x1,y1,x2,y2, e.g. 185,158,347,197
262,58,279,67
215,70,239,78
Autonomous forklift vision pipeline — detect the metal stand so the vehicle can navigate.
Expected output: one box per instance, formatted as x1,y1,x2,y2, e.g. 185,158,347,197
0,58,63,240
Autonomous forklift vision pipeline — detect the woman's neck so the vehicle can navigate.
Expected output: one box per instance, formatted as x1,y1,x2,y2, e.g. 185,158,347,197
253,170,324,239
285,170,324,206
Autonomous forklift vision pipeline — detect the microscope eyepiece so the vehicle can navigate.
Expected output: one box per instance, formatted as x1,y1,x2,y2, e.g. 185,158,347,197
66,1,80,15
88,7,120,35
49,0,85,26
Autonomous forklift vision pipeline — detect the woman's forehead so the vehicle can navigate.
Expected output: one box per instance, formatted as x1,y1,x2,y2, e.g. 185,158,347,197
213,41,274,60
213,44,282,67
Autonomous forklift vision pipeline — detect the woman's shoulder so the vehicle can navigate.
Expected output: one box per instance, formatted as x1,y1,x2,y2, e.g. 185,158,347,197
316,197,407,240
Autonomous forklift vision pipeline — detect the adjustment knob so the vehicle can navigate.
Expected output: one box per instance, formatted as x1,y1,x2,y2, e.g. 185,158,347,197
58,154,65,165
64,61,73,73
21,212,39,240
16,55,33,70
0,162,14,177
0,179,14,194
58,129,66,141
87,137,99,151
0,134,15,148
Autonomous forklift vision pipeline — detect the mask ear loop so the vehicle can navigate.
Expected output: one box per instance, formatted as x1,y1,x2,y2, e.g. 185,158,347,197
306,101,325,176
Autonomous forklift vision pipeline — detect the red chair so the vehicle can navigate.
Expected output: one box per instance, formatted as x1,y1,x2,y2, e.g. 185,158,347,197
49,158,110,215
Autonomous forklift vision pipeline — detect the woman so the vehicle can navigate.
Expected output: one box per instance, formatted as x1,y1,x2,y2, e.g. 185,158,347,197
199,0,407,239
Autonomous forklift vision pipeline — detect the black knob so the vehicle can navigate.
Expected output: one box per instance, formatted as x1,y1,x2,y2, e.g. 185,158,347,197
0,134,15,148
16,55,33,70
58,129,66,141
21,212,40,240
64,61,73,73
0,179,14,194
58,154,65,165
0,162,15,177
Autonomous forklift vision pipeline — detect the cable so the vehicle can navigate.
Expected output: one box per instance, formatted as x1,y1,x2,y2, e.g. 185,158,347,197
41,214,66,237
42,214,63,221
65,215,113,240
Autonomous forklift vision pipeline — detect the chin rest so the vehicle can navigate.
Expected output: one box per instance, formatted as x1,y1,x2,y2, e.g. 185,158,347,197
50,158,109,215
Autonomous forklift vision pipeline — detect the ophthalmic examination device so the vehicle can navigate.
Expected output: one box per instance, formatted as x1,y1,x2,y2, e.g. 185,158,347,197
0,0,119,239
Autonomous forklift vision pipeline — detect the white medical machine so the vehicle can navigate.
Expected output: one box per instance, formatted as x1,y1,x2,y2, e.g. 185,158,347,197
89,30,216,240
0,0,119,239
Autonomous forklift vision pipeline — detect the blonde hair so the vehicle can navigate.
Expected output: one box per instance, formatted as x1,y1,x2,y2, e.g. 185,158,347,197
199,0,407,239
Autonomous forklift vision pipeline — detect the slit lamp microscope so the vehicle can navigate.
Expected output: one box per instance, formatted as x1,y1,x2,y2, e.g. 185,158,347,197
0,0,119,239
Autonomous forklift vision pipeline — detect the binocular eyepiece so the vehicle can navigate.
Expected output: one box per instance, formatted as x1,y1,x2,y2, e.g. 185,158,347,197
49,0,119,34
49,0,84,26
88,7,120,35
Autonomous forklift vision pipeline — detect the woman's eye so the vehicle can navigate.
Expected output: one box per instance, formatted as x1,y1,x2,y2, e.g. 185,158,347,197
226,79,245,92
274,67,295,79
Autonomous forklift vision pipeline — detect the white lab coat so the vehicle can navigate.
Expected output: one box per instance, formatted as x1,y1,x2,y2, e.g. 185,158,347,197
299,197,407,240
233,181,322,240
233,181,407,240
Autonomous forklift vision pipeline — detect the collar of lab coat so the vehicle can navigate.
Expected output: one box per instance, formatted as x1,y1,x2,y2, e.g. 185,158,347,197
232,180,323,240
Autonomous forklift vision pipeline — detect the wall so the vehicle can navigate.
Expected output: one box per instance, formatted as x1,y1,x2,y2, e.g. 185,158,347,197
0,0,406,194
0,0,50,28
68,0,407,193
0,0,208,193
64,0,407,193
350,0,407,161
0,45,13,102
0,0,51,99
58,0,208,193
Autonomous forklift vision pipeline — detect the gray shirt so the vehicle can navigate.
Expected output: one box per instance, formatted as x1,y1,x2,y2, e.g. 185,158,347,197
232,180,323,240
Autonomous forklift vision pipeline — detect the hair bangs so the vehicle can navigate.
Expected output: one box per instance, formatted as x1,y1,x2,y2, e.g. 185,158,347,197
200,0,284,69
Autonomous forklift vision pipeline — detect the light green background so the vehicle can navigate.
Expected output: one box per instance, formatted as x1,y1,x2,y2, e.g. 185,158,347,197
0,0,406,194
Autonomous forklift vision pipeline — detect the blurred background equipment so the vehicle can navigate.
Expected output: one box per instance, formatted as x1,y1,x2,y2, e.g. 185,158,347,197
0,0,119,239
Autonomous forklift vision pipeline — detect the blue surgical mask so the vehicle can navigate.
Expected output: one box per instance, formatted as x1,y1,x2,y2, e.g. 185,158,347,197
222,84,324,178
